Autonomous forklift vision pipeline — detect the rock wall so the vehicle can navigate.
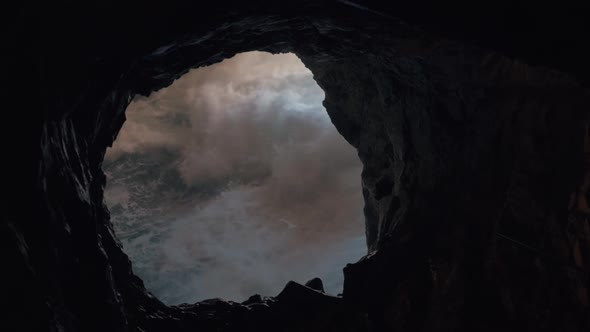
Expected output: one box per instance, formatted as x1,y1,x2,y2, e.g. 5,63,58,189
7,1,590,331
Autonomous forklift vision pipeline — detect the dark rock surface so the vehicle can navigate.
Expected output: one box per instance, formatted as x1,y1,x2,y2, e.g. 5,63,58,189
305,278,326,293
6,0,590,331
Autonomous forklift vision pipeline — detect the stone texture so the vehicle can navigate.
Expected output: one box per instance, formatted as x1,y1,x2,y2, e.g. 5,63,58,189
6,0,590,331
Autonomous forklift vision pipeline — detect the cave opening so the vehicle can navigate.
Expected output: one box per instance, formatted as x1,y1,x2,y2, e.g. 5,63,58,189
103,51,367,304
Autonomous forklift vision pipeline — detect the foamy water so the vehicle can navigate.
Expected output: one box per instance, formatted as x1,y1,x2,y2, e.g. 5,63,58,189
104,51,366,304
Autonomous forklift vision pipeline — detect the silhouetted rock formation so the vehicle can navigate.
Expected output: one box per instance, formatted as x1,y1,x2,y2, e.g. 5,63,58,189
7,0,590,331
305,278,326,293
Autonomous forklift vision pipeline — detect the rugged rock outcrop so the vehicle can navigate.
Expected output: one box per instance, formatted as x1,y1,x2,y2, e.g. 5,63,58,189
6,0,590,331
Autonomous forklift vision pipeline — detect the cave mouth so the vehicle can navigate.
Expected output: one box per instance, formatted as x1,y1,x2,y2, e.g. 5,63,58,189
103,51,366,305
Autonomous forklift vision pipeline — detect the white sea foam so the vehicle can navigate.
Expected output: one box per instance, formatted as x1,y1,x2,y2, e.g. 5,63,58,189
104,51,366,305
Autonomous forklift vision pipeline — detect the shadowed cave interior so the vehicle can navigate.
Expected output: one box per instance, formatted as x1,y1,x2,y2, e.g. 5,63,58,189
10,1,590,332
103,51,366,304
